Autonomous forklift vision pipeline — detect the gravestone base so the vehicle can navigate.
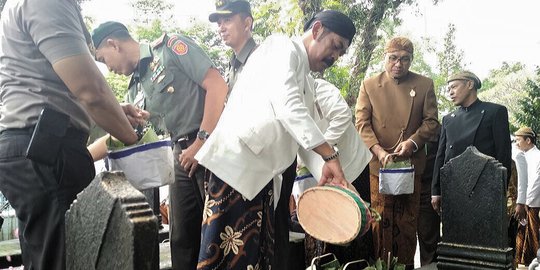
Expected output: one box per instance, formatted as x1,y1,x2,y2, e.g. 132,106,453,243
437,242,513,269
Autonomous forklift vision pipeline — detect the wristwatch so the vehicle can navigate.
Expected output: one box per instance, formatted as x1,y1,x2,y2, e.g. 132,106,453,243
197,129,210,141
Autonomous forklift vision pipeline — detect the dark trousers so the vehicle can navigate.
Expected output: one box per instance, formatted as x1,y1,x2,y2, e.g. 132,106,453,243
169,141,205,270
0,129,94,270
417,177,440,266
272,160,297,270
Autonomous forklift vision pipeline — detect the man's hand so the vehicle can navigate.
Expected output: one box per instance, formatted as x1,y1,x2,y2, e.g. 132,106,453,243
394,139,415,158
376,149,393,166
121,103,149,127
319,159,347,187
431,196,441,215
179,139,203,177
371,144,393,166
514,203,527,221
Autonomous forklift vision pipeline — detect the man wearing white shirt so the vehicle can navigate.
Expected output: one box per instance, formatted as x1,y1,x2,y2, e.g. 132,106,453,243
196,10,356,270
297,79,372,183
514,127,540,265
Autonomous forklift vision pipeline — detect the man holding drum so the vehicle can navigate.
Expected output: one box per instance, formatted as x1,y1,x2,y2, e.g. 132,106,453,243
196,10,356,270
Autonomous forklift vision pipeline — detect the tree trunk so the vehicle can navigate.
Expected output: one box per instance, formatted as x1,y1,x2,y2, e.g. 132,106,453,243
346,0,405,107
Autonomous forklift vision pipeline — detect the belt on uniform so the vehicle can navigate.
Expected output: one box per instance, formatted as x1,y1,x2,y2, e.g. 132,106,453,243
0,126,88,145
0,127,34,136
174,129,198,150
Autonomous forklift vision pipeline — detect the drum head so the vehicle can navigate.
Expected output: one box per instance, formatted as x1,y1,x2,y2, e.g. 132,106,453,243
297,186,363,245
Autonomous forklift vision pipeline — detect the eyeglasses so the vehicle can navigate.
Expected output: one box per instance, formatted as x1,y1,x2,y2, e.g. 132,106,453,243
387,55,412,64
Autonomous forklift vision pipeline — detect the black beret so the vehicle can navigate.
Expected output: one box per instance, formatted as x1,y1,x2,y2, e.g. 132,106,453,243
209,0,252,22
91,21,128,48
303,10,356,45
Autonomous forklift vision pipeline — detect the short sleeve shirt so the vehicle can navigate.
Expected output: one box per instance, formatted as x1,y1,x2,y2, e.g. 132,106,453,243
0,0,92,132
127,34,213,140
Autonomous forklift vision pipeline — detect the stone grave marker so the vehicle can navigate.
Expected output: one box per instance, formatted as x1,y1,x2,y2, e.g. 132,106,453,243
66,171,159,269
437,146,512,269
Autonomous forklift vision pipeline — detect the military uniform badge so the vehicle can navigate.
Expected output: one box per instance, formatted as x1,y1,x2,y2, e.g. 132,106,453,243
150,56,160,72
157,74,166,84
167,36,179,48
171,40,189,56
151,64,165,82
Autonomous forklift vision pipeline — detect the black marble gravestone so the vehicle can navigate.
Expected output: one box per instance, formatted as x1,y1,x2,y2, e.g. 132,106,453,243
437,146,513,269
65,171,159,269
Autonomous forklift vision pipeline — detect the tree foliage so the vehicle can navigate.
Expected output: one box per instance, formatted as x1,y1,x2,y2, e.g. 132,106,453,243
105,72,130,101
433,23,465,115
479,62,530,130
293,0,441,107
5,0,539,135
511,66,539,133
130,0,174,26
182,22,229,74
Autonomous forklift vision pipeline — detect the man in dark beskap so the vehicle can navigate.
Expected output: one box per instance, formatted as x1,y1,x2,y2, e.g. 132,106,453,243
431,71,511,214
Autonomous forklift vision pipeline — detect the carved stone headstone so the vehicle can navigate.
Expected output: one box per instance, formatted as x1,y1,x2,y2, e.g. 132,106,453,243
66,171,159,270
437,146,513,269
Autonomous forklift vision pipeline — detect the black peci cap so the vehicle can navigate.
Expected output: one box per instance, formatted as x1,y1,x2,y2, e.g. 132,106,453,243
91,21,128,48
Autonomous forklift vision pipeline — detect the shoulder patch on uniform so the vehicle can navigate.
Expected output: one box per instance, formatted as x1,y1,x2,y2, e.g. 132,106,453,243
166,35,179,48
171,40,189,56
152,33,166,48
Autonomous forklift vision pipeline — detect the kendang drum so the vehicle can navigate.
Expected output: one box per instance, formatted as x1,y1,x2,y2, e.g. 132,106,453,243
297,185,372,245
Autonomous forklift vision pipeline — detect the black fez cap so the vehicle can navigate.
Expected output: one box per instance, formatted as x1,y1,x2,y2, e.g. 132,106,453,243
91,21,128,48
303,10,356,44
209,0,252,23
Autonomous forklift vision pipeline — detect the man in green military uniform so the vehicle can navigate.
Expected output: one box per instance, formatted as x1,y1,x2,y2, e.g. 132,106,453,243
91,22,228,270
209,0,256,91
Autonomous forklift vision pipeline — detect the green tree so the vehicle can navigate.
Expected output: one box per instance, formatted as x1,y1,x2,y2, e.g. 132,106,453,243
480,62,530,130
515,67,540,133
434,23,465,115
294,0,441,106
105,72,130,101
252,0,303,38
182,22,229,74
130,0,174,26
134,19,166,42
